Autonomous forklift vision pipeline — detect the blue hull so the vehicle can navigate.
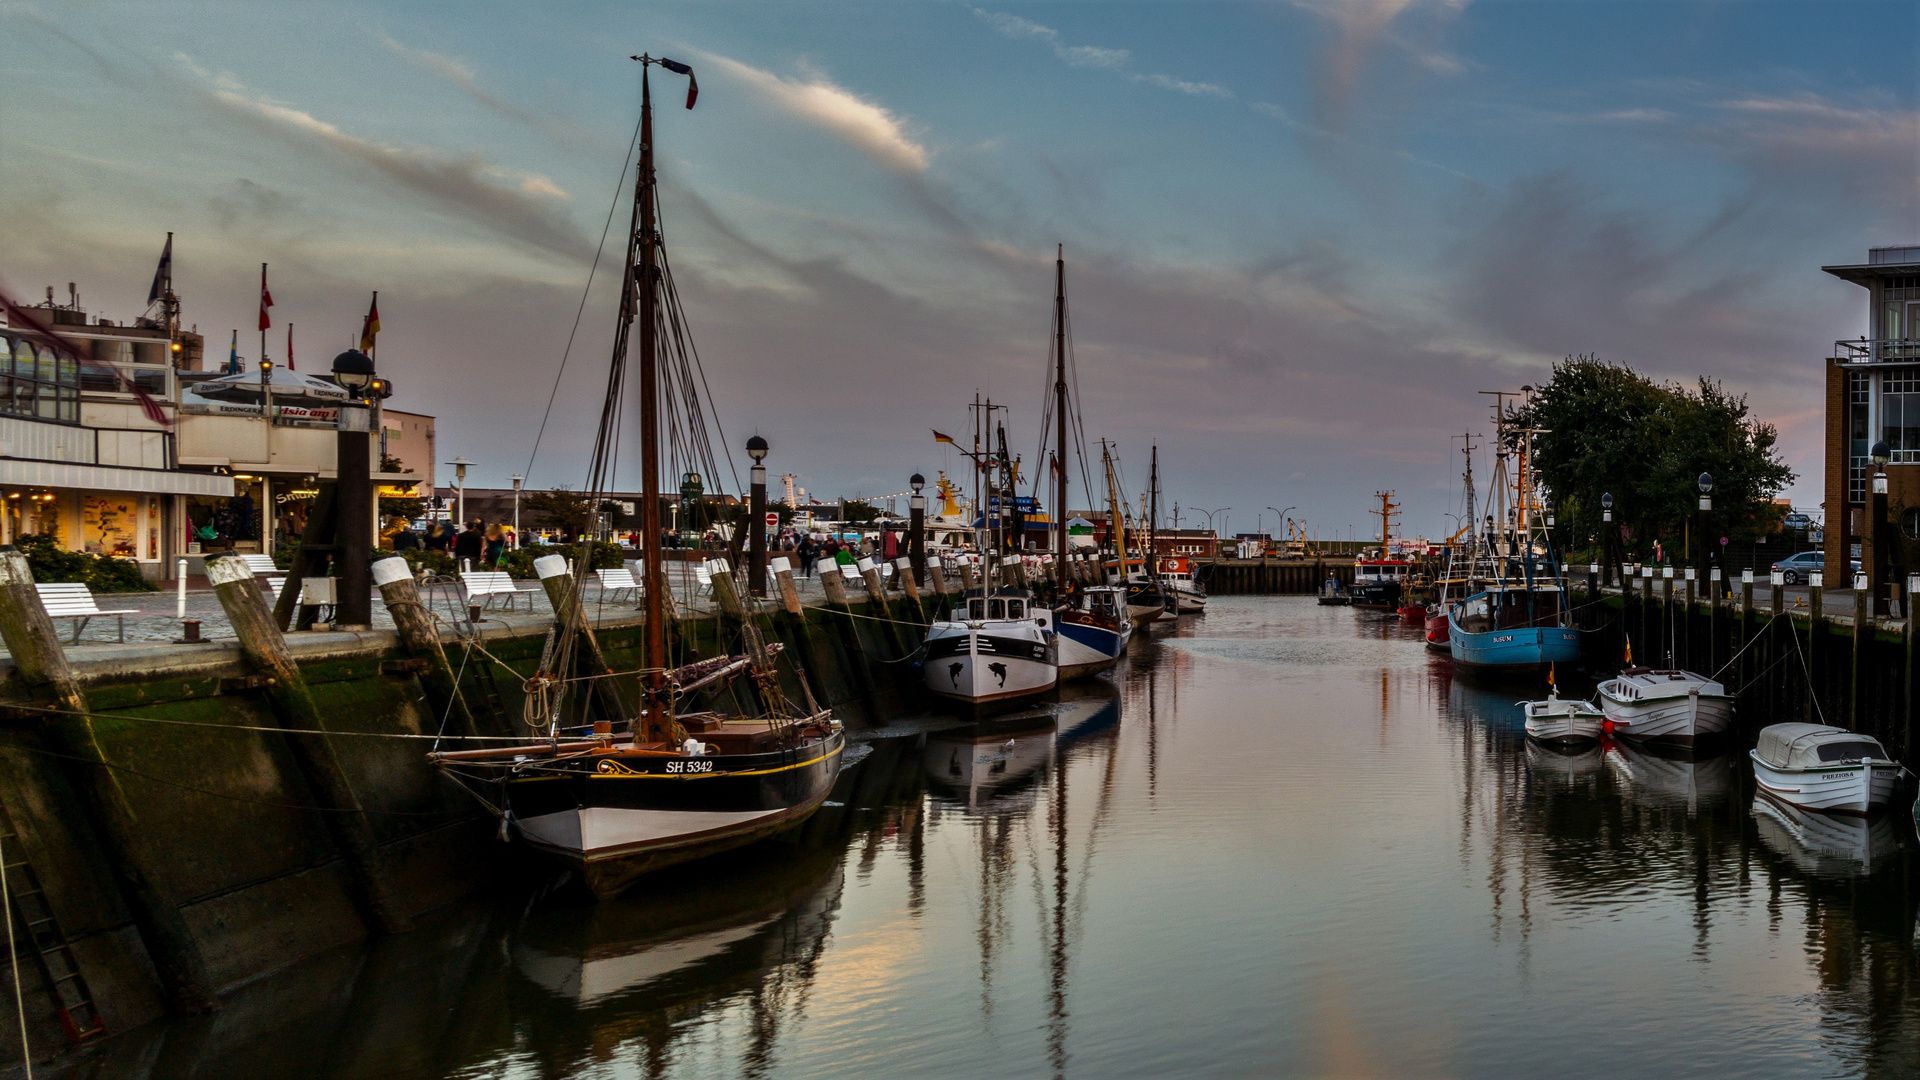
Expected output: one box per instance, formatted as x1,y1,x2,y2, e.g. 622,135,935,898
1055,618,1126,679
1447,624,1582,671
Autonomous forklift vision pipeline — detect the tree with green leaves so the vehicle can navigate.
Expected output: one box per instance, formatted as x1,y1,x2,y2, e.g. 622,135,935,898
1509,355,1794,563
524,487,596,541
377,453,425,521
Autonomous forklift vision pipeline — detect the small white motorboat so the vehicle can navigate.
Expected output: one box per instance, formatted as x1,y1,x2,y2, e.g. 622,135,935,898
923,588,1059,711
1596,667,1733,745
1749,723,1905,816
1522,688,1605,745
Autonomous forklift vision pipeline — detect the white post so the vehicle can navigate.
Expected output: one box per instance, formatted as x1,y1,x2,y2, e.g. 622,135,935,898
176,557,188,619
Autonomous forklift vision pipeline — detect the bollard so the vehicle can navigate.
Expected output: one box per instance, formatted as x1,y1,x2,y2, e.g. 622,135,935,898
957,560,977,593
771,556,803,616
857,557,892,618
928,560,950,597
0,549,218,1014
532,555,631,726
818,560,852,606
896,557,920,602
709,558,749,620
1907,573,1920,756
1854,573,1871,729
206,555,412,934
373,556,479,735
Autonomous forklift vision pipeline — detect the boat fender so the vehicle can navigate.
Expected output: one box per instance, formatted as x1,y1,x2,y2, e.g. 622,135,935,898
1601,719,1614,735
497,808,512,843
683,737,708,756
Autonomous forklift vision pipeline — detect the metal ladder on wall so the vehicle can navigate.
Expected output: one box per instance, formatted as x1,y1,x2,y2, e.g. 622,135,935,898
421,574,510,728
0,812,106,1044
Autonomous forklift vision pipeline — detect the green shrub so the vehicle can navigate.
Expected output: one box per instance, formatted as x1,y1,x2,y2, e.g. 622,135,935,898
14,533,156,593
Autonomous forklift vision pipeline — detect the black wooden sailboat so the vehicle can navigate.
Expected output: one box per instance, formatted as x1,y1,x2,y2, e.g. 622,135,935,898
431,56,842,899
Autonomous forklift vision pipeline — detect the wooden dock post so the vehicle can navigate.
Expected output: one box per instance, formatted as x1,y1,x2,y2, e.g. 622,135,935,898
928,560,951,597
1739,571,1754,699
532,554,628,709
856,557,892,617
708,558,749,620
372,557,478,735
205,554,411,934
895,557,920,602
957,560,977,593
1809,572,1824,721
1660,567,1675,664
771,556,804,616
0,549,218,1015
1907,573,1919,757
1853,573,1871,729
819,560,853,606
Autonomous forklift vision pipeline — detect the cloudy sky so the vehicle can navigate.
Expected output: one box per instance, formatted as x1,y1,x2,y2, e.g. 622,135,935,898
3,1,1915,537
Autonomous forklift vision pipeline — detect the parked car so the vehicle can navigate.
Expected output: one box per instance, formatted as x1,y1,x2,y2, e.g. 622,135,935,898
1771,550,1822,585
1782,511,1815,532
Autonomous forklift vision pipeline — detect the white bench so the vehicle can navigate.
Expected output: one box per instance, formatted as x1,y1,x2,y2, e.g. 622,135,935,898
596,568,640,602
237,553,279,576
35,583,139,643
461,570,534,611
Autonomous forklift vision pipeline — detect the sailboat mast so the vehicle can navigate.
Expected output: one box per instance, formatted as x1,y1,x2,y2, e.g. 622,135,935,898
637,67,668,714
1148,444,1159,582
1103,441,1126,578
1054,246,1068,566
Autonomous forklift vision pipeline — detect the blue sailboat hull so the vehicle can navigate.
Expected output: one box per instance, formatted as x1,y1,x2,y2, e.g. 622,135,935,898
1447,622,1582,671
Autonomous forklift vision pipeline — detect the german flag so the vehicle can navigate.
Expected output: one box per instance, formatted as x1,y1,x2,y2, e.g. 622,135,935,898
932,429,955,444
359,293,381,352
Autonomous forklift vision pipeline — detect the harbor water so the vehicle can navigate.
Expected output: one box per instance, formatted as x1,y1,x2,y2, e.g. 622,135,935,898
58,597,1920,1078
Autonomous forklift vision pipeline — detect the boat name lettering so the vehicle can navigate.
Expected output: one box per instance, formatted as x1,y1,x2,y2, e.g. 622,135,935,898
1492,635,1513,643
666,759,715,774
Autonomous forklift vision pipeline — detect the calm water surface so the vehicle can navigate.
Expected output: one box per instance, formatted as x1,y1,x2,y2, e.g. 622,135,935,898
69,597,1920,1078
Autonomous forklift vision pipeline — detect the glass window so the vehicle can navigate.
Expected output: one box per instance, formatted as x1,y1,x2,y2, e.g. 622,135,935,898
988,599,1006,619
1008,601,1024,619
1883,370,1920,462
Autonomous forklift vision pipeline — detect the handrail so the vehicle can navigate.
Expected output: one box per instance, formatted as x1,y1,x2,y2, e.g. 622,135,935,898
1833,338,1920,363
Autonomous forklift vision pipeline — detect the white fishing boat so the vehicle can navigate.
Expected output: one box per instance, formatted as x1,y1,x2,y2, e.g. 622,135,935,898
1055,584,1131,680
1143,554,1206,614
1749,723,1905,816
923,588,1059,710
1596,668,1733,745
1522,688,1605,745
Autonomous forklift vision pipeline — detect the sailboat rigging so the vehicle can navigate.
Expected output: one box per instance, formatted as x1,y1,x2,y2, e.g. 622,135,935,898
429,56,843,899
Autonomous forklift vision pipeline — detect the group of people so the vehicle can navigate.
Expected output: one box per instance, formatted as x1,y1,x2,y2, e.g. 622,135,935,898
770,527,900,578
382,517,514,569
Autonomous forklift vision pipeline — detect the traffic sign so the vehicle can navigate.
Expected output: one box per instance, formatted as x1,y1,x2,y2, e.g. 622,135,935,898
765,512,780,528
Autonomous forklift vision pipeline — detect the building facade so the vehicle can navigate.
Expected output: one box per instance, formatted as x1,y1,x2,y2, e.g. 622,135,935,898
1822,246,1920,584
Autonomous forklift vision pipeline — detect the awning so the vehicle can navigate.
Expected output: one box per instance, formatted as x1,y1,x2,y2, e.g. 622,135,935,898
0,459,236,497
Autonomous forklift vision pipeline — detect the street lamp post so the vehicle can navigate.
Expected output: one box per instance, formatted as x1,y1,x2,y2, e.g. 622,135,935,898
446,457,475,532
909,473,927,586
1695,473,1713,591
747,436,769,597
1871,440,1892,614
331,349,376,629
509,474,524,549
1197,507,1230,557
1601,492,1615,587
1268,506,1295,556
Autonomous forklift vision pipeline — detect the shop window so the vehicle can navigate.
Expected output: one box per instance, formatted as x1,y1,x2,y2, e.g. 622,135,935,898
1885,369,1920,462
82,495,142,558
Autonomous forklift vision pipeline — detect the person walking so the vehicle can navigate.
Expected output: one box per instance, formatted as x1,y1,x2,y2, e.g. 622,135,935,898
797,534,816,577
483,524,507,570
453,518,485,569
393,522,421,551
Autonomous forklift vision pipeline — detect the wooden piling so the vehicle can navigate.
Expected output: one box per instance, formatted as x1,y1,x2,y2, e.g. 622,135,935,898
816,561,882,721
957,561,977,593
205,554,411,934
531,555,629,722
0,549,218,1015
771,557,804,616
371,557,479,735
708,558,749,620
928,561,951,597
895,557,920,602
1854,581,1871,729
820,560,853,606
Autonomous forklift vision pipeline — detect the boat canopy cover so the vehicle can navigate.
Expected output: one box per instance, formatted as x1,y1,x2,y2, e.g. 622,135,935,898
1754,723,1887,769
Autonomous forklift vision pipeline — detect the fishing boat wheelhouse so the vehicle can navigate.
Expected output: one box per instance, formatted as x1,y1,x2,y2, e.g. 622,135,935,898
1350,553,1409,609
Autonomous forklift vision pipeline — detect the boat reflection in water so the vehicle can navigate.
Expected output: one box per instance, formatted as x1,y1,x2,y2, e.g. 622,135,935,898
1524,739,1604,787
1603,738,1733,808
511,847,843,1007
924,712,1058,809
1751,795,1905,879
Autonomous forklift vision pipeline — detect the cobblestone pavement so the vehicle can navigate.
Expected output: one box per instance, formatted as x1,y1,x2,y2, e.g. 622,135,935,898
0,566,901,658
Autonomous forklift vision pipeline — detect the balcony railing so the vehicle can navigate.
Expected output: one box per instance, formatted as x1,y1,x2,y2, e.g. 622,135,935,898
1833,339,1920,363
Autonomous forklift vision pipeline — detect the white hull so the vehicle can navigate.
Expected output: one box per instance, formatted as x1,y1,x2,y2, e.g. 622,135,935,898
1173,591,1206,614
1749,754,1901,816
1056,629,1126,680
1524,701,1605,744
1599,691,1732,744
923,623,1057,707
516,805,787,863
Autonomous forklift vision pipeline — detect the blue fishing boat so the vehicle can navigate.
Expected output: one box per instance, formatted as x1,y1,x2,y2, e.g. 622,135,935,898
1446,584,1582,671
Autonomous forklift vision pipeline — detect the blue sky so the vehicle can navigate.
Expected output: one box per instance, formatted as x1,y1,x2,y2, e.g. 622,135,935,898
3,1,1915,537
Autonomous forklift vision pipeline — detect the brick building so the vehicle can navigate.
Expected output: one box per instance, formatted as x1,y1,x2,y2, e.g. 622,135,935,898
1823,245,1920,591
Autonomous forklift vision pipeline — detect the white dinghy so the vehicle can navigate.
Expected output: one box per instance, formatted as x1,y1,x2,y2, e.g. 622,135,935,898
1749,723,1905,816
1596,668,1733,745
1522,688,1605,746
